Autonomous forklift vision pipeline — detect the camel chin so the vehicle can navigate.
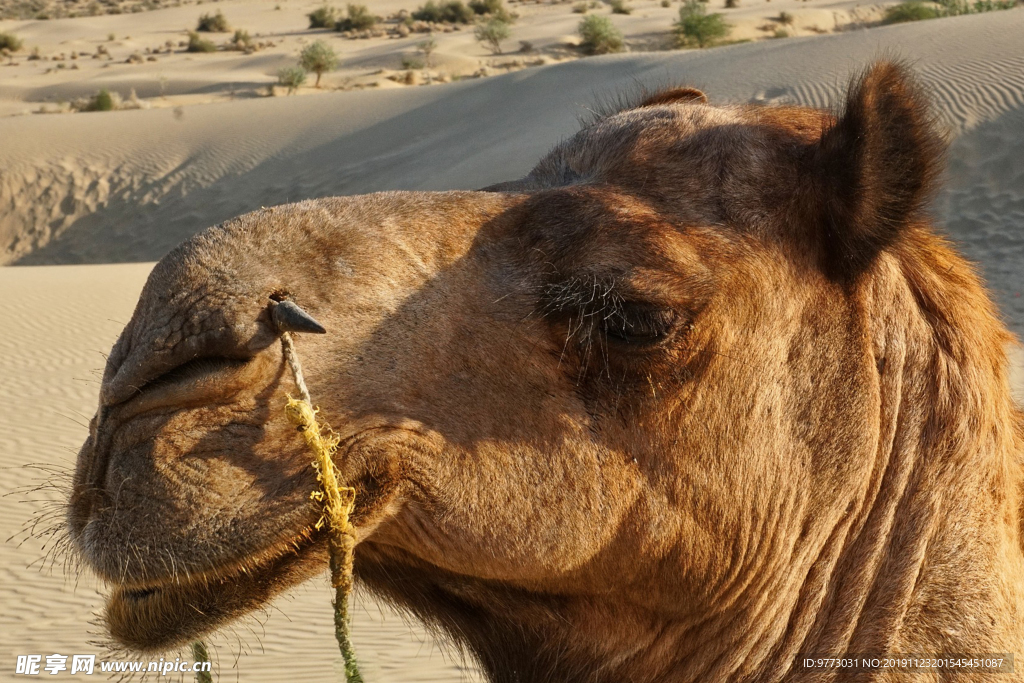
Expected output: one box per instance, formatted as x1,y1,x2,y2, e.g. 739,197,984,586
104,527,324,652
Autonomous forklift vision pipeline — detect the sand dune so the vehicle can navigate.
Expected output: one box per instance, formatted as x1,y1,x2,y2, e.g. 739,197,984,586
1,5,1023,681
3,8,1023,334
0,0,895,112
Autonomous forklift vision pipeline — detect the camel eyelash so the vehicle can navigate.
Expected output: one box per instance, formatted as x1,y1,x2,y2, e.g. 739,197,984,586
601,304,679,346
540,277,681,347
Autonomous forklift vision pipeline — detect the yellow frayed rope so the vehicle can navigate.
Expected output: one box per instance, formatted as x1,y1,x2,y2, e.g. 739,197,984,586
192,331,362,683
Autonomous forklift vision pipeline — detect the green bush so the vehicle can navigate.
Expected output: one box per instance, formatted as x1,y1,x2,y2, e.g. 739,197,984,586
87,89,115,111
469,0,514,20
0,32,23,51
970,0,1015,9
674,0,730,47
412,0,475,23
299,39,337,86
475,17,511,53
307,5,337,28
196,10,229,31
929,0,1014,14
186,31,217,52
578,15,624,54
277,65,306,92
412,0,443,20
336,3,377,29
232,29,252,46
609,0,632,13
882,1,941,21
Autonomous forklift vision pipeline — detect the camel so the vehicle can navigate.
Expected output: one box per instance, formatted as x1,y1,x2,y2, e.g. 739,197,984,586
68,62,1024,682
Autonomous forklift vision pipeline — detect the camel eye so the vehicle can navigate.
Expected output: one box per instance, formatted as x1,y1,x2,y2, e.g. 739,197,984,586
602,304,678,346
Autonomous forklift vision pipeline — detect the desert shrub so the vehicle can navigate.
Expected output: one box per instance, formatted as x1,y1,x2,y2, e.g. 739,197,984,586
277,65,306,92
86,88,115,111
935,0,967,11
929,0,1013,14
186,31,217,52
412,0,475,22
970,0,1015,9
609,0,633,12
307,4,337,28
336,3,377,29
772,27,788,36
882,1,940,21
230,29,252,49
661,0,671,6
412,0,443,20
724,0,738,7
674,0,730,46
417,36,437,65
469,0,514,18
519,39,534,51
469,0,497,12
573,1,589,11
578,14,623,53
401,54,425,68
0,32,23,51
299,39,337,86
196,10,229,31
474,17,510,52
777,10,793,22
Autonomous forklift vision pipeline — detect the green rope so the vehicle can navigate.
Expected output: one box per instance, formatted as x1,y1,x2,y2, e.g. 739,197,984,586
191,640,213,683
331,542,363,683
187,333,363,683
283,333,363,682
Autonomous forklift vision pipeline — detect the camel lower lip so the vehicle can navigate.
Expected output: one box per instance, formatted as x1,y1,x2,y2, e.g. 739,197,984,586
105,527,324,652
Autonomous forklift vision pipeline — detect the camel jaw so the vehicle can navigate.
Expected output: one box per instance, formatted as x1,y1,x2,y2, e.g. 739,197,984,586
104,526,325,652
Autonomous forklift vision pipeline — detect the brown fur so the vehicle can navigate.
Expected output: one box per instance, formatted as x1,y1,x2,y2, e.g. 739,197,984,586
68,62,1024,681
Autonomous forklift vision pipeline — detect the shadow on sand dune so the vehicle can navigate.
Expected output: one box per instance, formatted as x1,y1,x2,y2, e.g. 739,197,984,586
9,13,1024,341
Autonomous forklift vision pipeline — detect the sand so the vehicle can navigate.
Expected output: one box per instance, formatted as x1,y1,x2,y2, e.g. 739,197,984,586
1,4,1023,681
3,8,1023,334
0,0,899,112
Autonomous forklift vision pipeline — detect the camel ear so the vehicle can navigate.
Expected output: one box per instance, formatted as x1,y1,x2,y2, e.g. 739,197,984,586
807,62,944,279
641,87,708,107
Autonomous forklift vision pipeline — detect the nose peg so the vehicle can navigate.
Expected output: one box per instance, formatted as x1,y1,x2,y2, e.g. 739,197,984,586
270,300,327,335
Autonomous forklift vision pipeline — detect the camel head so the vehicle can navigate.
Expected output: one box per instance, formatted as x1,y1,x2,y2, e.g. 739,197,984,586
68,62,1024,681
